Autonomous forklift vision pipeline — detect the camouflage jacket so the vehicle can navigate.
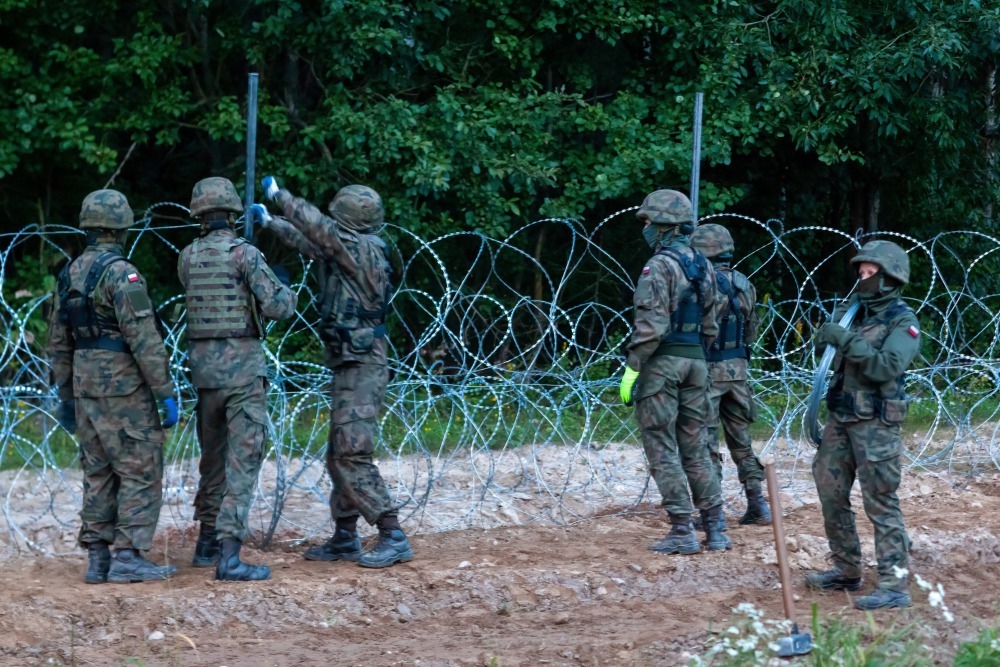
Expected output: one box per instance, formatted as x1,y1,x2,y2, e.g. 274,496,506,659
178,228,296,388
831,290,920,400
269,191,389,368
48,242,174,400
626,237,720,371
707,264,759,383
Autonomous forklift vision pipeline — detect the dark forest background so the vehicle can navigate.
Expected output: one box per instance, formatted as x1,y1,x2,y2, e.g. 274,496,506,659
1,0,998,341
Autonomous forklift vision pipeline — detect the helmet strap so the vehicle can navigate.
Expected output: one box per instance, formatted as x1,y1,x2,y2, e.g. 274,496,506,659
86,230,125,246
201,211,233,232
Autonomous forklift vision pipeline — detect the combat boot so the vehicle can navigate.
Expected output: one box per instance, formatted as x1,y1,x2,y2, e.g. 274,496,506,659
649,514,701,555
358,529,414,568
854,587,911,610
303,528,362,562
191,523,221,567
216,538,270,581
805,567,862,591
739,486,773,525
85,541,111,584
703,505,732,551
107,549,176,583
694,510,728,532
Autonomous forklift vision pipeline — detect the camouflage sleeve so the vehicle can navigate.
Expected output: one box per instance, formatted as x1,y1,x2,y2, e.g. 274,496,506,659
102,262,175,399
838,313,920,383
274,190,359,277
745,280,760,347
177,246,190,290
47,290,75,401
626,256,672,371
267,215,324,261
700,261,720,346
242,245,297,321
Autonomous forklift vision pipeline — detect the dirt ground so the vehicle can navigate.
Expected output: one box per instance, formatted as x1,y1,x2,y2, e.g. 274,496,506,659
1,470,999,667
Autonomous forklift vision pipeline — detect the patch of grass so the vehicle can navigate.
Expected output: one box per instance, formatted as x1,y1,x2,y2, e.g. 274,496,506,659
807,605,931,667
954,627,1000,667
688,603,936,666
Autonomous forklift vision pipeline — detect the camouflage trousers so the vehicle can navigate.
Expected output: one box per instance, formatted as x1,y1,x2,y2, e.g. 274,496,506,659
812,416,910,592
75,386,165,551
193,377,268,541
706,378,765,489
326,362,394,525
635,356,722,516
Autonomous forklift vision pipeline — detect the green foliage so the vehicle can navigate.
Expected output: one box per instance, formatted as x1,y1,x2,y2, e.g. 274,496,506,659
807,605,931,667
1,0,999,355
954,627,1000,667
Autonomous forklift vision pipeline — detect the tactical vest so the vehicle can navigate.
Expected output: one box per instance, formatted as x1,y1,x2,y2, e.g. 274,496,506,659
317,233,391,355
57,250,131,353
706,269,750,362
184,235,261,339
827,299,912,417
656,246,708,345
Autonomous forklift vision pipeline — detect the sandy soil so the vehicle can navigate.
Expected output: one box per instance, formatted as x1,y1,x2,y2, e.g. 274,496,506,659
1,469,999,667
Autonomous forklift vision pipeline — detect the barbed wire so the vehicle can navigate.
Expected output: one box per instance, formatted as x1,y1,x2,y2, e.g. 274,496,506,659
1,203,998,554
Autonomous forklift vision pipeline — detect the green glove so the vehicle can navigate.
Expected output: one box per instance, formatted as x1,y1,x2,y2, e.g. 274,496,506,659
817,323,849,348
619,366,640,406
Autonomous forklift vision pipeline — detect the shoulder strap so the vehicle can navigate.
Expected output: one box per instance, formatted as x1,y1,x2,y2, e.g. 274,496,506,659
731,269,750,292
84,251,126,295
657,246,706,282
882,299,913,323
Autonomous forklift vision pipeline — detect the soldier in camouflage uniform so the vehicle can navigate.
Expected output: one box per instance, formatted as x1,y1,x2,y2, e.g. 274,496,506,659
253,176,413,568
178,177,296,581
808,240,918,610
48,189,179,584
690,224,771,528
619,190,730,555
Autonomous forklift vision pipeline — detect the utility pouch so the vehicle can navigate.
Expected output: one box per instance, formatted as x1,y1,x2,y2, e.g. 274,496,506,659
347,327,375,354
848,390,876,420
879,398,909,426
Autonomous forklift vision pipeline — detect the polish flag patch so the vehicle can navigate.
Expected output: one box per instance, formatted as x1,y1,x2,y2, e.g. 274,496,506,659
642,266,650,275
127,273,139,283
907,325,919,338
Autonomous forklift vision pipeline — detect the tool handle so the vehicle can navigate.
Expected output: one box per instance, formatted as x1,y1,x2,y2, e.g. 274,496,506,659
765,462,796,624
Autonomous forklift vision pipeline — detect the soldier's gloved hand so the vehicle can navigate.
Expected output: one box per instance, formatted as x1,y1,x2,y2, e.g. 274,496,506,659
619,366,640,406
57,399,77,434
249,203,272,228
271,264,291,287
817,323,849,348
159,397,179,429
261,176,280,201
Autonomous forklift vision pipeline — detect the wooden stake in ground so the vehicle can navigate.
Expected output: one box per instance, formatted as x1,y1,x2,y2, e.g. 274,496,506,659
765,462,813,657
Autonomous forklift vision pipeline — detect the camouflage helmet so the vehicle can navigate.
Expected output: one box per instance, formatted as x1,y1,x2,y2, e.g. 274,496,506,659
189,177,244,217
850,240,910,285
328,184,384,230
636,189,694,225
79,189,134,230
690,223,735,259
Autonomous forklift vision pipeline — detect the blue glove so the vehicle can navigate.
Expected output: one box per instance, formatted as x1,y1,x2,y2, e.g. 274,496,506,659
270,265,291,287
261,176,280,201
58,400,77,434
249,203,272,228
160,397,179,429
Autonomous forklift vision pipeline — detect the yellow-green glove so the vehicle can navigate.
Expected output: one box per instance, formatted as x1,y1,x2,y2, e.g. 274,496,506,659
619,366,640,406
